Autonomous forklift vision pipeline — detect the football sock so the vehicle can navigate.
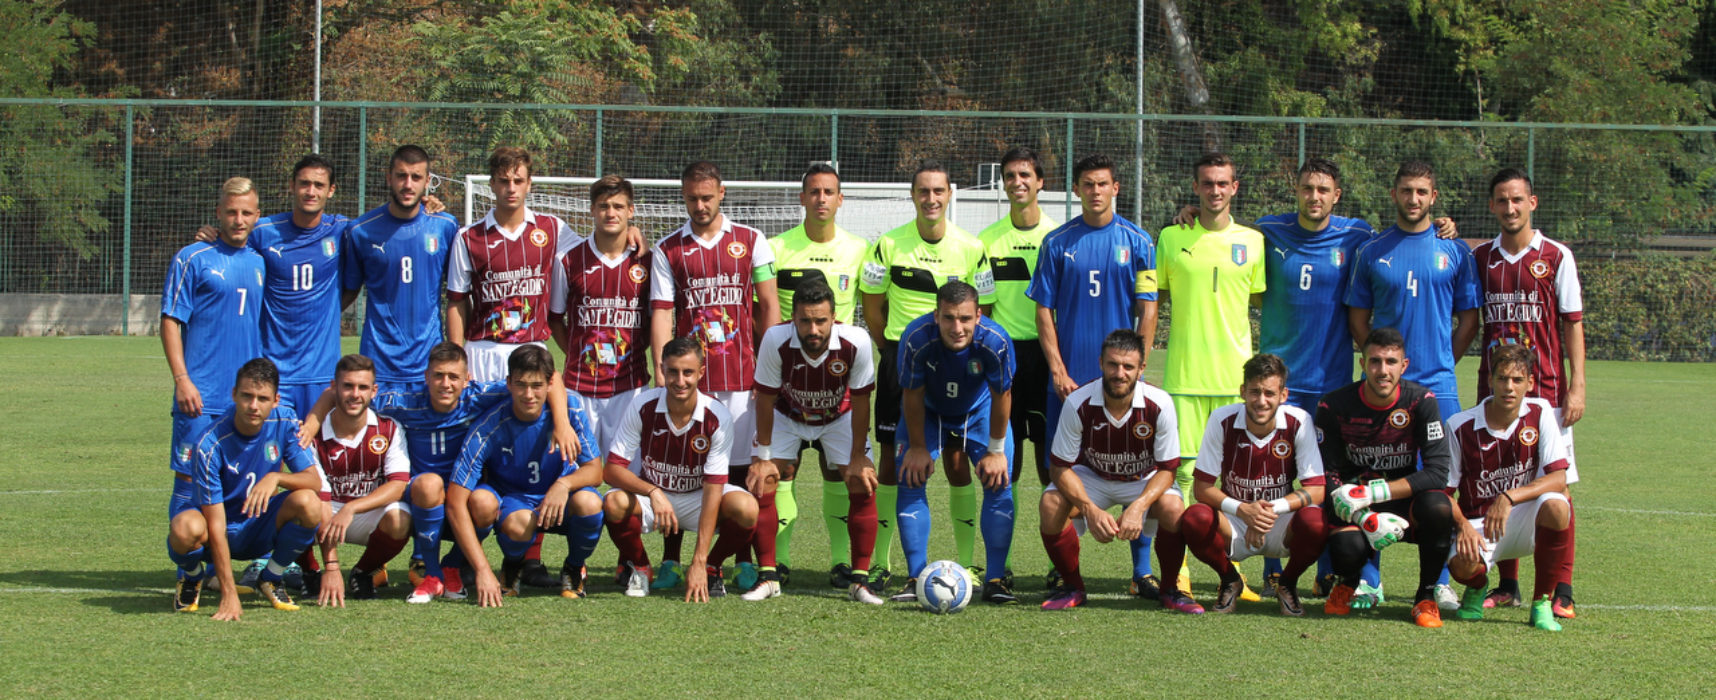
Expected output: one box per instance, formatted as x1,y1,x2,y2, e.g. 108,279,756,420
774,478,797,568
1329,530,1370,587
1412,491,1456,601
949,483,977,569
354,531,407,574
755,489,780,568
979,482,1015,577
897,484,932,578
497,527,534,560
1361,553,1382,588
1282,507,1329,589
1534,520,1573,600
822,478,851,568
167,541,205,578
525,532,545,562
662,531,684,565
1129,535,1155,578
1559,504,1577,589
264,521,318,583
560,511,604,573
1315,549,1333,585
296,550,322,575
729,464,754,565
409,502,446,572
1177,504,1233,580
1497,558,1521,589
1437,565,1452,586
1264,558,1283,578
608,514,649,567
873,484,898,573
1153,528,1187,593
708,518,753,567
1041,525,1084,591
847,488,878,573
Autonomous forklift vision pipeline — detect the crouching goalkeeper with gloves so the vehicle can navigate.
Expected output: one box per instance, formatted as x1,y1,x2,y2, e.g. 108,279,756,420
1313,327,1457,628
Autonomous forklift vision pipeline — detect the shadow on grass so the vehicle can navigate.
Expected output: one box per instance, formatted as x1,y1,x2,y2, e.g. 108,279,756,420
0,569,169,614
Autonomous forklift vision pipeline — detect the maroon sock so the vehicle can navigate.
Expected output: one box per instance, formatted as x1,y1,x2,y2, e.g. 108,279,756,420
1558,504,1577,588
1154,528,1187,596
662,531,684,563
608,515,650,568
355,531,407,574
296,549,322,574
848,490,878,572
525,531,544,561
1535,521,1573,600
1282,506,1330,588
1178,504,1233,579
708,518,753,568
1497,558,1520,585
755,490,779,568
1041,525,1084,591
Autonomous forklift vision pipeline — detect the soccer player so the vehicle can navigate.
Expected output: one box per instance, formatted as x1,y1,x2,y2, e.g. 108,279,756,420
891,282,1017,604
444,346,605,606
1317,327,1458,628
1037,330,1198,613
1470,168,1585,617
767,163,871,587
1444,344,1575,631
1177,354,1329,616
752,280,882,603
342,145,462,384
162,177,264,610
602,337,760,603
861,160,996,588
168,358,327,620
1026,153,1161,597
308,354,411,607
977,147,1059,489
648,160,779,594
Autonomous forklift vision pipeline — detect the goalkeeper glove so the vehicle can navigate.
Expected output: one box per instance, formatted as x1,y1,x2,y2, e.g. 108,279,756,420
1357,509,1410,551
1333,478,1392,522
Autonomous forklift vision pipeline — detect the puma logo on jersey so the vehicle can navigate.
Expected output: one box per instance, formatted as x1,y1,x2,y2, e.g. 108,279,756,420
1062,251,1076,261
500,446,513,455
267,246,286,257
1273,247,1287,259
1377,257,1394,268
207,269,226,280
371,243,386,254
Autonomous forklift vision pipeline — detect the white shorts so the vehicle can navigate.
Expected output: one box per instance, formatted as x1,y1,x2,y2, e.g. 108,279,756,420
711,390,755,466
1556,407,1579,484
330,500,408,547
1451,492,1569,569
1224,510,1294,561
464,340,546,383
639,484,746,534
585,386,647,457
764,412,868,468
1045,465,1179,539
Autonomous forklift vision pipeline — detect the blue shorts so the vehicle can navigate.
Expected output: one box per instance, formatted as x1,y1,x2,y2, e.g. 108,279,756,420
482,485,602,532
224,492,291,561
898,408,1014,484
277,382,324,420
169,411,218,474
168,478,198,519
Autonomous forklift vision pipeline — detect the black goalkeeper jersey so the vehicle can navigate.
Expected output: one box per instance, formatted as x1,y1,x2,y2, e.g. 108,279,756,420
1313,379,1451,495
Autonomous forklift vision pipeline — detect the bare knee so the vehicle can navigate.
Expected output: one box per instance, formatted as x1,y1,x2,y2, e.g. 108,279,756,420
283,489,325,526
169,511,208,551
1538,496,1571,530
604,491,636,522
411,474,445,507
380,508,411,539
500,510,535,541
468,491,500,528
1038,491,1067,535
571,488,603,517
723,492,759,528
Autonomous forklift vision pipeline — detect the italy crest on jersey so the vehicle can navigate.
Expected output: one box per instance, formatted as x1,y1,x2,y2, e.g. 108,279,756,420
176,442,193,463
967,359,982,375
1231,244,1248,266
255,269,265,286
838,274,851,291
321,238,337,258
264,441,281,464
1332,249,1345,267
425,236,440,254
1435,253,1450,271
1116,247,1130,264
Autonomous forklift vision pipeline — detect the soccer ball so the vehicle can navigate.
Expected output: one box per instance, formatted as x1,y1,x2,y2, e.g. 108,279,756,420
915,560,974,614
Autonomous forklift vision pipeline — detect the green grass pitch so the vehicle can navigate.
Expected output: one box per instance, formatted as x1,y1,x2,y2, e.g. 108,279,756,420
0,336,1711,696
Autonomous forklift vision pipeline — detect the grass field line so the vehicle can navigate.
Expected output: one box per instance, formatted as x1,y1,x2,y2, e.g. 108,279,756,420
1580,505,1716,518
0,488,136,496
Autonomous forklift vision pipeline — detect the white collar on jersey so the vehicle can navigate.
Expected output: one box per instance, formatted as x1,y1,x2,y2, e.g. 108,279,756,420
479,207,542,241
653,389,712,424
1488,228,1545,262
320,408,379,447
1467,396,1547,441
675,214,734,248
584,236,636,267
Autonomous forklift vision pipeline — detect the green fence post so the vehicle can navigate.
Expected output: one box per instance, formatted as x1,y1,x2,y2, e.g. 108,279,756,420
1527,127,1536,181
1065,117,1074,221
595,108,604,176
831,112,839,168
1297,121,1306,168
357,106,367,210
122,105,134,336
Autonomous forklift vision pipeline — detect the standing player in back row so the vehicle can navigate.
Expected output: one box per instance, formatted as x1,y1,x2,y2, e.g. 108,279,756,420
766,164,871,586
977,147,1058,490
1027,153,1162,597
861,160,997,588
1470,168,1585,617
650,160,779,594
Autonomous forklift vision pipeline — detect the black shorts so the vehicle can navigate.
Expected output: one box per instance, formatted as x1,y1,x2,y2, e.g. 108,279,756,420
1009,338,1048,445
876,339,900,444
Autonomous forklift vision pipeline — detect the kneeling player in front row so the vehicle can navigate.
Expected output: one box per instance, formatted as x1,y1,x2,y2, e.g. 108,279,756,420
753,280,883,604
1179,354,1328,616
308,354,412,606
444,346,605,607
1039,330,1199,613
603,337,762,602
169,358,328,619
1317,327,1458,627
1445,344,1575,631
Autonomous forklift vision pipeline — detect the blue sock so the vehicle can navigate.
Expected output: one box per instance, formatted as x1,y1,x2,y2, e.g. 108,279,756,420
1264,557,1283,577
896,484,932,579
410,501,445,570
1130,535,1154,578
440,524,491,573
979,485,1015,578
560,511,603,572
168,540,206,580
262,521,317,583
497,526,533,560
1437,564,1451,587
1316,548,1333,584
1361,551,1382,588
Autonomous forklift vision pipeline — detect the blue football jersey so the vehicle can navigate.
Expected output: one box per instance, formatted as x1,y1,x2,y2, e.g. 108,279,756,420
1344,226,1481,397
897,313,1015,418
161,240,265,417
372,379,512,478
1256,214,1375,396
251,212,349,385
191,408,321,525
451,397,598,496
342,203,460,382
1025,215,1157,385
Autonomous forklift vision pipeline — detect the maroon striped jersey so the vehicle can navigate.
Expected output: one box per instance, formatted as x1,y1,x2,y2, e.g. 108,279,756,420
549,238,651,397
314,410,409,504
606,388,733,493
446,208,570,344
1471,231,1583,406
1049,379,1181,482
1192,403,1326,502
1445,397,1570,515
649,218,776,392
1314,380,1451,495
754,323,875,426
